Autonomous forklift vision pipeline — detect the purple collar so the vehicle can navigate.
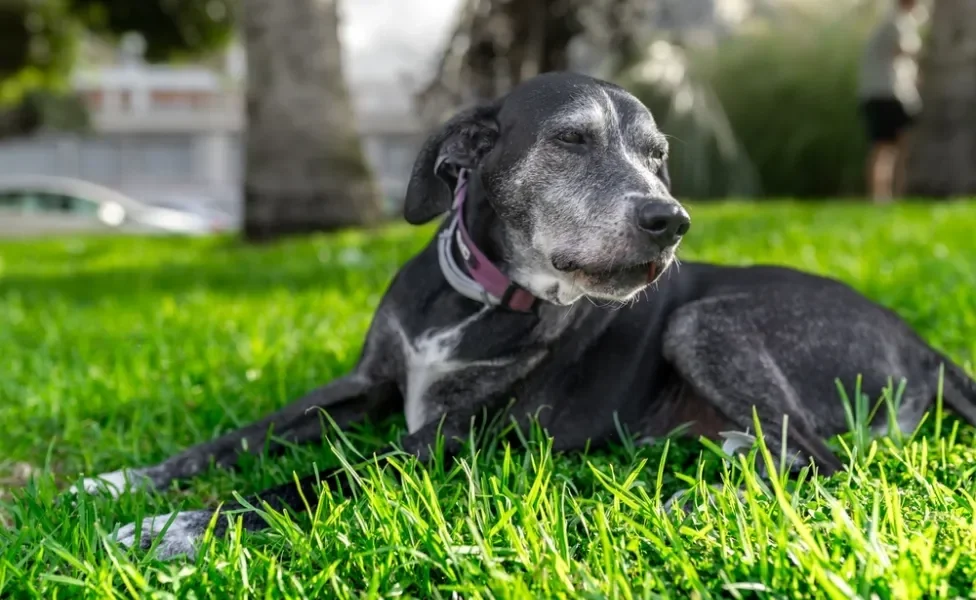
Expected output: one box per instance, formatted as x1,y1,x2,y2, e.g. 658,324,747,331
436,169,539,313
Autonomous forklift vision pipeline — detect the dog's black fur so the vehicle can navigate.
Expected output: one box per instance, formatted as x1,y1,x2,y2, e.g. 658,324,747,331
71,72,976,559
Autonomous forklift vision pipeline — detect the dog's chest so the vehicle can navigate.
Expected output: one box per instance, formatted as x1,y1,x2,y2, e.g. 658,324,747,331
396,310,513,433
401,326,466,432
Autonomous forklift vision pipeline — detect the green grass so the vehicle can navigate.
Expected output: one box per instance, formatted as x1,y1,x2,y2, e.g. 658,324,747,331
2,200,976,599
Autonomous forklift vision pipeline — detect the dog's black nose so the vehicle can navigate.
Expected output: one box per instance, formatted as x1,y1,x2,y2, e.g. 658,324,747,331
636,201,690,246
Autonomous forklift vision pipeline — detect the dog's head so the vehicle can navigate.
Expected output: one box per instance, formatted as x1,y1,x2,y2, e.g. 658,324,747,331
404,72,690,306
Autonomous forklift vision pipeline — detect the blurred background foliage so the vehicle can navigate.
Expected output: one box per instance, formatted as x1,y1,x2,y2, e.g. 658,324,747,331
0,0,235,137
620,2,888,199
415,0,917,201
0,0,80,104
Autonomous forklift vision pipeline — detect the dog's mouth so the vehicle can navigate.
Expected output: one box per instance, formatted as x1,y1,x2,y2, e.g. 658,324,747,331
552,254,671,287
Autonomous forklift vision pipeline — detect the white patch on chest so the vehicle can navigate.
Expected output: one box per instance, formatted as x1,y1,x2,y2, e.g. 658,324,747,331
395,308,503,433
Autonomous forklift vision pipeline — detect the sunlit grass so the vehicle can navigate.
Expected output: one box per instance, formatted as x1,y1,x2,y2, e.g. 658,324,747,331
1,199,975,598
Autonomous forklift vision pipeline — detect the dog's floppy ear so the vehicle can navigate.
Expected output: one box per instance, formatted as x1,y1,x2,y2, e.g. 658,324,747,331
403,103,500,225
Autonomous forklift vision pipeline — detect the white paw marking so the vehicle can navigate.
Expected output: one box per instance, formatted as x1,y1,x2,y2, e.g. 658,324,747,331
69,469,148,498
115,510,211,560
719,430,758,457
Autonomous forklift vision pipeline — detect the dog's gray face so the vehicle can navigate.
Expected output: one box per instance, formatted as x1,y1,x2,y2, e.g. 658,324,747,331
404,72,690,306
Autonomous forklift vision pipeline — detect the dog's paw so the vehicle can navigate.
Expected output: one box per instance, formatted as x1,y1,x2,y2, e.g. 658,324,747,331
115,509,214,560
718,430,813,477
718,430,758,457
68,468,155,499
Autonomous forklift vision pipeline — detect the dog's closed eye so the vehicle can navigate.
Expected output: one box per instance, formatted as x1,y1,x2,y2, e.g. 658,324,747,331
556,131,586,145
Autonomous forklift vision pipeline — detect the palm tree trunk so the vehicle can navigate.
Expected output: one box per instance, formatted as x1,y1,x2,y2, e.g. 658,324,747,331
905,0,976,197
417,0,585,116
242,0,382,241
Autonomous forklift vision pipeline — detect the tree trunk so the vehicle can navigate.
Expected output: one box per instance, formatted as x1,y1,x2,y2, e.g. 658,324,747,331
905,0,976,197
242,0,382,242
416,0,585,118
467,0,583,97
415,0,652,123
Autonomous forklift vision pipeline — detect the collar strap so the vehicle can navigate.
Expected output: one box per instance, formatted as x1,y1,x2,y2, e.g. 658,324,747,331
436,169,539,313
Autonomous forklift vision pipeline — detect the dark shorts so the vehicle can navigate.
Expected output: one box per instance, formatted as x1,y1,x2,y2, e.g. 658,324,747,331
859,98,915,143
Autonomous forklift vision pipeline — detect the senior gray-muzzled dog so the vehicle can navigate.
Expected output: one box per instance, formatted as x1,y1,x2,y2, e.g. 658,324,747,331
71,71,976,559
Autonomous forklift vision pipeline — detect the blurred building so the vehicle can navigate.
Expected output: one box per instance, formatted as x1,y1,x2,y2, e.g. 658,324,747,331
0,38,424,215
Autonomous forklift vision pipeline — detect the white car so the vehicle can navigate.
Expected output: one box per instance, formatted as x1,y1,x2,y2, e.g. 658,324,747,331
0,175,237,238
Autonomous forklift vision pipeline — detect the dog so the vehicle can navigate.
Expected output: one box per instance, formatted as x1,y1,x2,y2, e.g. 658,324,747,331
71,71,976,560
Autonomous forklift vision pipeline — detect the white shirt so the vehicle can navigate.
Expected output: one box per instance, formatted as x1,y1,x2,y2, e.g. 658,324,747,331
858,7,922,112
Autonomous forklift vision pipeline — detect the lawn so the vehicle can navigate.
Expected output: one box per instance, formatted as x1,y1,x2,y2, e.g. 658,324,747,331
2,200,976,599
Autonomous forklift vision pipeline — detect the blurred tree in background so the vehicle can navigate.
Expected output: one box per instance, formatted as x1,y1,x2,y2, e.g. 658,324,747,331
0,0,84,137
241,0,383,241
906,0,976,197
0,0,235,137
69,0,236,62
416,0,647,121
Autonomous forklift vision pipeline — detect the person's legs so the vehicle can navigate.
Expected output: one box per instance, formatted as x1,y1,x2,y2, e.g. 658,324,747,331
867,141,898,203
891,133,908,198
891,111,916,198
861,99,903,203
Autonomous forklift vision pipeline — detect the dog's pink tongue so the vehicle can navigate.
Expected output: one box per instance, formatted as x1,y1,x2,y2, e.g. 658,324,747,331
647,262,658,282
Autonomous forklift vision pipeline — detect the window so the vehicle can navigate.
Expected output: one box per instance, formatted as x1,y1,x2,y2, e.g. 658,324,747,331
79,139,123,183
0,191,100,215
67,195,101,215
122,134,195,180
0,193,25,211
0,141,60,177
27,193,71,212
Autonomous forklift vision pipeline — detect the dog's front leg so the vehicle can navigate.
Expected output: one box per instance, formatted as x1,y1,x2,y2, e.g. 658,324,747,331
71,372,401,498
114,393,511,560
